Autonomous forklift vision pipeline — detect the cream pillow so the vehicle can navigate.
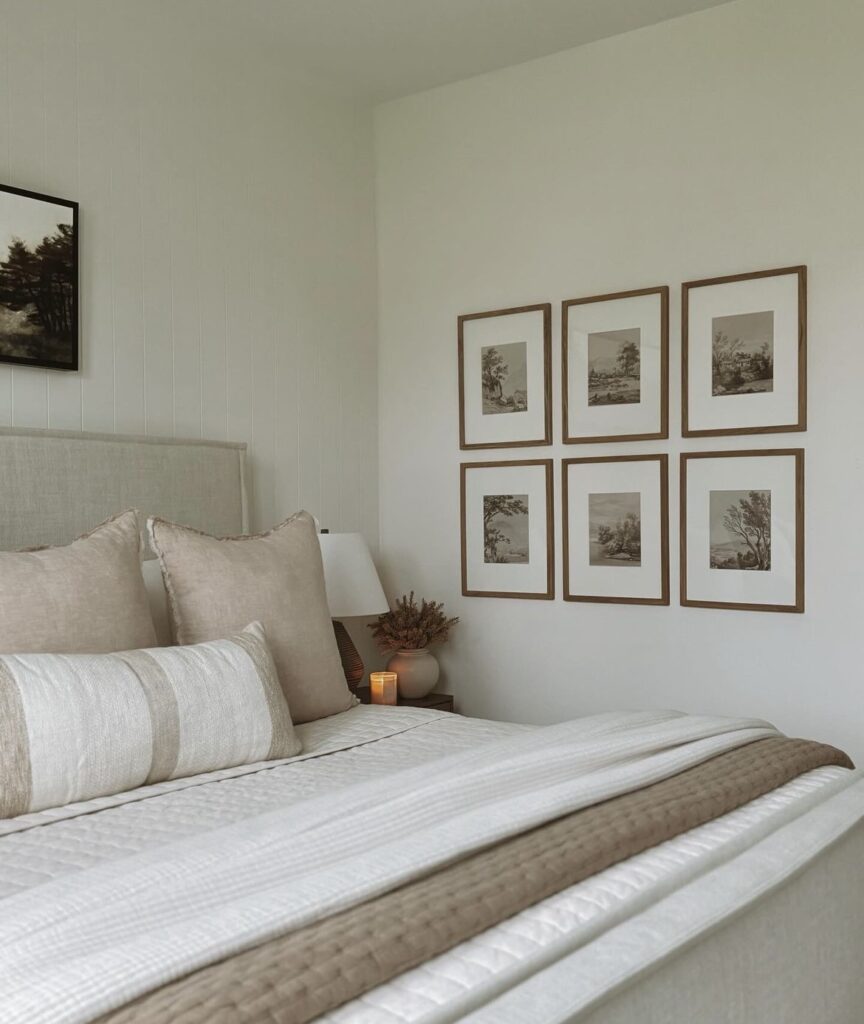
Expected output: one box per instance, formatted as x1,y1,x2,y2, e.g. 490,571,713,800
0,622,300,818
0,510,157,655
148,511,352,724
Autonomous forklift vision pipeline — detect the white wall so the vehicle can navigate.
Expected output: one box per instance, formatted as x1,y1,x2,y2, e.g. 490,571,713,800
0,0,378,540
375,0,864,761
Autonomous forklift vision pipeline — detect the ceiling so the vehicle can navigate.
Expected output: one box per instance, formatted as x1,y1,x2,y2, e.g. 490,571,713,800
228,0,737,103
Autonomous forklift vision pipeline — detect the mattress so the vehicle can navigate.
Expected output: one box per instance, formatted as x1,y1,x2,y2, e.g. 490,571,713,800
0,706,857,1024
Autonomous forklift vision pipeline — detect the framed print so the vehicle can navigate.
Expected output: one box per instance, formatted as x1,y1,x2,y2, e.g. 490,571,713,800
0,183,78,371
563,454,669,605
460,459,554,599
682,265,806,436
458,303,551,449
680,449,804,613
562,286,668,444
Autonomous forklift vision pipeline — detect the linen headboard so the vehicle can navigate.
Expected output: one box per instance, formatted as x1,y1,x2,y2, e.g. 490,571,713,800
0,427,248,552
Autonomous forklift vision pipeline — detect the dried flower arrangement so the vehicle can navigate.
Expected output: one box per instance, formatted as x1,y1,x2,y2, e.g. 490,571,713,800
368,592,459,653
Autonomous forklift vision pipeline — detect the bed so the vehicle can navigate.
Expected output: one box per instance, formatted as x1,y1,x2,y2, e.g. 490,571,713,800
1,428,863,1024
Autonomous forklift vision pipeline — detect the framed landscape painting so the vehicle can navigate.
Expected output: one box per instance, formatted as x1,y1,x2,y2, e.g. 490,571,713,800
680,449,804,613
460,459,554,599
458,303,551,449
682,266,806,436
562,286,668,444
563,454,669,605
0,183,78,371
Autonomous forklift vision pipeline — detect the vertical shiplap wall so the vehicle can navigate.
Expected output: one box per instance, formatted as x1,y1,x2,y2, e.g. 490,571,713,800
0,0,379,539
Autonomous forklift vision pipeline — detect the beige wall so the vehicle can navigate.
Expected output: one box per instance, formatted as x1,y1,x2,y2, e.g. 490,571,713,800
375,0,864,760
0,0,379,540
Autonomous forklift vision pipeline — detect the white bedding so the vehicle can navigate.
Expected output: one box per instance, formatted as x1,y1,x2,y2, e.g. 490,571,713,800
0,706,859,1024
0,707,520,884
328,765,854,1024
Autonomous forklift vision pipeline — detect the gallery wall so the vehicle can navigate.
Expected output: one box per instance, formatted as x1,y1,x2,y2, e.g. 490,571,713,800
375,0,864,760
0,0,379,541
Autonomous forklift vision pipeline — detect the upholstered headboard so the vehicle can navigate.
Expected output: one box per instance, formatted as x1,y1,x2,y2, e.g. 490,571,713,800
0,427,248,552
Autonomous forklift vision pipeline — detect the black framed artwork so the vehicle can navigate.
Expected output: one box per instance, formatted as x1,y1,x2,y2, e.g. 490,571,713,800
0,183,79,371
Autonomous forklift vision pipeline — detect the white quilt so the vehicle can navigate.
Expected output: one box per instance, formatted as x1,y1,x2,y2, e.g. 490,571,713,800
0,708,782,1024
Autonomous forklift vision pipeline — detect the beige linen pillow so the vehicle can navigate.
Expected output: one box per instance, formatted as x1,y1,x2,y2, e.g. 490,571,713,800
0,510,157,655
148,511,352,723
141,558,172,646
0,622,301,818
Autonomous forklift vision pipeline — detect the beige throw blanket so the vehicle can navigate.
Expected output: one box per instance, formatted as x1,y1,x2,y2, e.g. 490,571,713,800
0,711,825,1024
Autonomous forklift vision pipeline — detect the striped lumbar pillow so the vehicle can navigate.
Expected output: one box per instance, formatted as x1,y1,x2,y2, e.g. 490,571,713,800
0,622,301,819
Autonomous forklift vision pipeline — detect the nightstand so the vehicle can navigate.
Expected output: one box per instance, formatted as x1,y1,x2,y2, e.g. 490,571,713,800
356,686,455,713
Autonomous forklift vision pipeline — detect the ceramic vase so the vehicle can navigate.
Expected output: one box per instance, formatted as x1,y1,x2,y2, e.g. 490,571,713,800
386,648,440,699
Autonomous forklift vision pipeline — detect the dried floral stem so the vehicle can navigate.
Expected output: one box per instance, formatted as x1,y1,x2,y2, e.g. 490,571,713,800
368,591,459,653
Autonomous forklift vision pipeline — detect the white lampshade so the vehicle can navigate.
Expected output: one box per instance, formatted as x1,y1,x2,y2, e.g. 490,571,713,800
318,532,389,618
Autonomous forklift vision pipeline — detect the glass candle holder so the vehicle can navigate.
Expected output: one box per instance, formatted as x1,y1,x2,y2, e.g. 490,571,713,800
369,671,398,705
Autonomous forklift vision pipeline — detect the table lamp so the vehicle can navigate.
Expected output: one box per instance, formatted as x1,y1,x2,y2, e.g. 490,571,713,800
318,530,389,692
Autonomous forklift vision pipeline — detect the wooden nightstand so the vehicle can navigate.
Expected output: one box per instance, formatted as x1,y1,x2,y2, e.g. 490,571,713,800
356,686,455,713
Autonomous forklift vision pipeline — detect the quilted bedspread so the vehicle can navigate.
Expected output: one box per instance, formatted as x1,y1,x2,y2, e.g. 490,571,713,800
0,708,789,1023
97,736,851,1024
0,706,854,1024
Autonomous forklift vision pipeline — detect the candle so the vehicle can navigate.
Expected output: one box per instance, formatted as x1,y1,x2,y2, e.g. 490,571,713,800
369,671,398,705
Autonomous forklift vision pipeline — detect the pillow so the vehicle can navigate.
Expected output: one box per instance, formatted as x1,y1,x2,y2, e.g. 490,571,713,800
141,558,172,646
148,511,352,724
0,622,300,818
0,510,157,655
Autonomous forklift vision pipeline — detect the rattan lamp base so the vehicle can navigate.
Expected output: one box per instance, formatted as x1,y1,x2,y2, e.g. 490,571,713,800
333,620,364,692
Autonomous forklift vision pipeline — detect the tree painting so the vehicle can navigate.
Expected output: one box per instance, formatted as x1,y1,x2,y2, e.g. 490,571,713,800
587,328,641,406
710,489,771,570
483,493,529,563
711,311,774,396
616,339,640,379
481,346,506,400
481,342,528,415
588,492,641,567
597,514,640,559
0,187,77,370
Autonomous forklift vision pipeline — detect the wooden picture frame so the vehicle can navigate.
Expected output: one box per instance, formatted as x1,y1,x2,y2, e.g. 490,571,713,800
0,182,79,371
458,303,552,450
562,286,668,444
680,448,804,613
682,266,806,437
460,458,554,599
562,453,669,606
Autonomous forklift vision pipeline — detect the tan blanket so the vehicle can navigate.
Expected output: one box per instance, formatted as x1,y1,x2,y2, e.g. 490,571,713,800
99,736,851,1024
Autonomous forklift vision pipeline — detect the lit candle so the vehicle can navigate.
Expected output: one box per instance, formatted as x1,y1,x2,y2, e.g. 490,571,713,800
369,671,398,705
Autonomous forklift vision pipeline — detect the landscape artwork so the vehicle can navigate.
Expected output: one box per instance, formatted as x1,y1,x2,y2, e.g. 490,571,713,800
587,328,640,406
481,341,528,415
0,186,77,370
711,311,774,396
483,493,529,563
710,489,771,570
588,491,641,567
